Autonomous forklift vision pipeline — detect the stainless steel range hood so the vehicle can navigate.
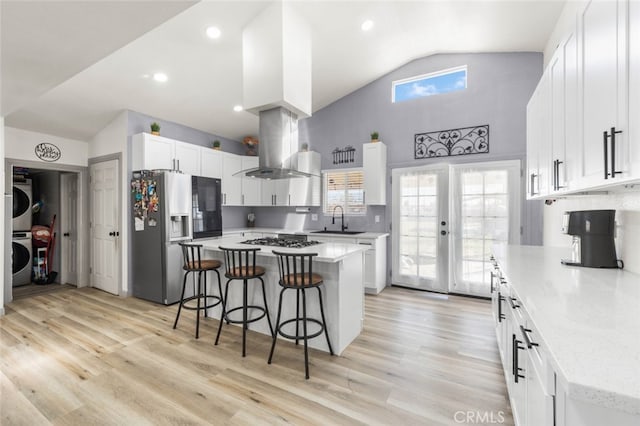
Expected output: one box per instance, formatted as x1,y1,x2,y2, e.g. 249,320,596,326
236,107,313,179
236,1,314,179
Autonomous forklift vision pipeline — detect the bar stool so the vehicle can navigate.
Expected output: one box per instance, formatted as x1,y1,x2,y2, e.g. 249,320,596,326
268,251,334,379
173,243,225,340
216,247,274,357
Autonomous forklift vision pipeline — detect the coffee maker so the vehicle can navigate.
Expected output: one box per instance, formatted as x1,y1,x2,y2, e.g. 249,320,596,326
560,210,619,268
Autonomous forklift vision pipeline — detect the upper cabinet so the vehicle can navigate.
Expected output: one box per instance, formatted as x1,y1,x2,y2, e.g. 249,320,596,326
363,142,387,205
526,0,640,199
200,148,223,179
132,133,201,175
241,156,262,206
221,152,243,206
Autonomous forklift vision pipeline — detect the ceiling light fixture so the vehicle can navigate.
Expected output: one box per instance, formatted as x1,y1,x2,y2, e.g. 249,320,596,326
153,72,168,83
206,26,221,39
361,20,374,32
233,105,243,112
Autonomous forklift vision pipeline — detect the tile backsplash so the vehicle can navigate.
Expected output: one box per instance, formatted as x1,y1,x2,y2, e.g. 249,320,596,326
543,188,640,274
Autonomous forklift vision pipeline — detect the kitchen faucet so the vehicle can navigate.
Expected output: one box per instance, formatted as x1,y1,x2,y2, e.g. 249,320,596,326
332,205,348,232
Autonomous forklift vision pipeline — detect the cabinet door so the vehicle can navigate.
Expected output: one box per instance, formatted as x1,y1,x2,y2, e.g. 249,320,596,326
526,77,551,198
525,349,554,426
200,148,223,179
174,141,201,175
550,48,566,192
628,0,640,179
577,0,627,186
262,179,290,206
363,143,387,205
137,134,175,171
221,153,242,206
241,156,261,206
563,29,580,188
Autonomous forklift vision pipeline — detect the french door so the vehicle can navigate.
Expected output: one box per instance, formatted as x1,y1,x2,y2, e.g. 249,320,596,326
392,161,520,296
392,165,449,292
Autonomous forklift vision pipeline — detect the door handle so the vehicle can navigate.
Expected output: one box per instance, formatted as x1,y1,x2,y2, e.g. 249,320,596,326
109,231,115,236
530,173,537,196
440,230,448,236
604,130,609,179
63,232,70,237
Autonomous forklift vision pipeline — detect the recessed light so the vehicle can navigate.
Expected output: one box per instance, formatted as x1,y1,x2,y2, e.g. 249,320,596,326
361,20,374,32
233,105,243,112
206,26,221,39
153,72,168,82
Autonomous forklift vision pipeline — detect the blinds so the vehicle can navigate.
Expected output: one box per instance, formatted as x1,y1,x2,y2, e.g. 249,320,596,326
324,169,365,215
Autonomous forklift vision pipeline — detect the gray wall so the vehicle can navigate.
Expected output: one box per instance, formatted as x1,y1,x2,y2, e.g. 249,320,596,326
259,52,545,244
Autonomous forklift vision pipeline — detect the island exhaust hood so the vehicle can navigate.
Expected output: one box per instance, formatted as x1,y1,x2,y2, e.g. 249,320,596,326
236,1,314,180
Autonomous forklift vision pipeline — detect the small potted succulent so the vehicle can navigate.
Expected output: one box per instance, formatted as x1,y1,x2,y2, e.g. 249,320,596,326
213,140,221,150
150,122,161,135
300,142,309,152
370,131,379,143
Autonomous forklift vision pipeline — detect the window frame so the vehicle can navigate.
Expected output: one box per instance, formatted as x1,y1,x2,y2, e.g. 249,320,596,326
322,167,366,216
391,65,468,103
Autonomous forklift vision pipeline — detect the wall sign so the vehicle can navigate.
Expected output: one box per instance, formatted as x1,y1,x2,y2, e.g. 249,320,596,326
34,142,62,162
332,146,356,165
414,125,489,159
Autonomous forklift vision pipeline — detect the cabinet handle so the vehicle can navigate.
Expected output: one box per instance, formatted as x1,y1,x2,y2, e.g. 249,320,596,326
288,194,291,205
223,193,226,205
490,271,495,293
610,127,622,179
242,194,245,205
512,334,526,383
556,159,564,190
520,325,539,349
509,297,520,309
603,131,609,180
273,194,276,205
363,190,366,205
498,292,505,322
530,173,537,196
177,159,180,171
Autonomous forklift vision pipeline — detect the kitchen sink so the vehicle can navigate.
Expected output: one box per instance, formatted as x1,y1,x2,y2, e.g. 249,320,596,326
310,230,364,235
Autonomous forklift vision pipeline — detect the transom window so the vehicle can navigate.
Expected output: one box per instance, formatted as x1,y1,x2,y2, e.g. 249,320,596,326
392,65,467,103
323,169,365,215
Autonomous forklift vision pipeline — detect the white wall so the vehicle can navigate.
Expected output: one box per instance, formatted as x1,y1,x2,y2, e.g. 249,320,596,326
90,110,129,294
0,117,5,315
543,189,640,275
5,127,88,166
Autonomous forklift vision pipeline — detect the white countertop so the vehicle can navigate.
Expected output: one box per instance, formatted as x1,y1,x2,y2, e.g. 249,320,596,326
200,235,368,263
222,227,389,239
493,244,640,414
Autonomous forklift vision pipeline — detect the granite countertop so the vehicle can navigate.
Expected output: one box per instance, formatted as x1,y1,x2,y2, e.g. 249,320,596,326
200,235,368,263
222,227,389,239
493,244,640,415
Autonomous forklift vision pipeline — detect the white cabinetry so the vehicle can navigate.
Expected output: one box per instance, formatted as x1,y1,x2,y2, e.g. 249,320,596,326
527,0,640,197
577,0,627,187
241,156,261,206
262,179,289,206
357,236,387,294
132,133,201,175
200,148,223,179
363,142,387,205
221,153,243,206
526,75,551,199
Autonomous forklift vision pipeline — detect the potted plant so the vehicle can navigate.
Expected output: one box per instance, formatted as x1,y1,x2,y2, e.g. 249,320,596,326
370,131,379,143
213,140,221,150
301,142,309,152
150,122,161,135
243,136,259,156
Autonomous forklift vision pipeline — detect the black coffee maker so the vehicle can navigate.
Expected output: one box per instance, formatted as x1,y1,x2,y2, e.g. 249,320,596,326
560,210,620,268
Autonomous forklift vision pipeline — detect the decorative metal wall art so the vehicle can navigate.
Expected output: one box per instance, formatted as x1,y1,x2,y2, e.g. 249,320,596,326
332,146,356,165
414,125,489,159
34,142,61,162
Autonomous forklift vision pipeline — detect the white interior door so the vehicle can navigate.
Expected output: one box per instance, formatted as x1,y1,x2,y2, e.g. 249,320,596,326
60,173,78,285
90,159,120,295
392,164,449,292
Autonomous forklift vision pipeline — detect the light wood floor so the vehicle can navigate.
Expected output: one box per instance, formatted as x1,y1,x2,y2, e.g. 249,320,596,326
0,286,513,425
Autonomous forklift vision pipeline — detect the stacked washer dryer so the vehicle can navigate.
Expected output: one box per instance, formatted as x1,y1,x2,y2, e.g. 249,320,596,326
12,179,33,287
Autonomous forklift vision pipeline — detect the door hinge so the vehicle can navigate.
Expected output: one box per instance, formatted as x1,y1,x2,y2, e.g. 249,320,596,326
89,267,92,274
389,222,392,231
520,169,523,177
389,176,392,184
520,226,523,235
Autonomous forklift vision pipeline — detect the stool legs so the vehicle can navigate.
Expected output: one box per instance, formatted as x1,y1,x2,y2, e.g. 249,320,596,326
242,279,248,357
259,277,274,337
317,286,334,355
302,288,310,379
214,269,225,346
173,271,190,330
268,287,286,365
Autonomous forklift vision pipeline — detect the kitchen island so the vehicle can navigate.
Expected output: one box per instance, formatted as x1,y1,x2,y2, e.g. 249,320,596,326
200,236,367,355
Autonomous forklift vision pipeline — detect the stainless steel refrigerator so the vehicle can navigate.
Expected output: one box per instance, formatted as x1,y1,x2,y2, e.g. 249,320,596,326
131,171,192,305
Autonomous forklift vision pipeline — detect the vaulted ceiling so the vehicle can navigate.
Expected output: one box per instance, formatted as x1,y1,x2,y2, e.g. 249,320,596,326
1,0,565,142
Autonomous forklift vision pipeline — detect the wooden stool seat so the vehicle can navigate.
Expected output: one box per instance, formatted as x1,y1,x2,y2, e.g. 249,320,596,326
173,243,224,340
185,259,221,271
217,247,274,357
282,273,323,287
227,265,266,278
268,251,334,379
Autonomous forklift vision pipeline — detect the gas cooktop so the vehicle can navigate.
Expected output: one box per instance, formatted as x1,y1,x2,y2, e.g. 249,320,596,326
240,237,321,249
